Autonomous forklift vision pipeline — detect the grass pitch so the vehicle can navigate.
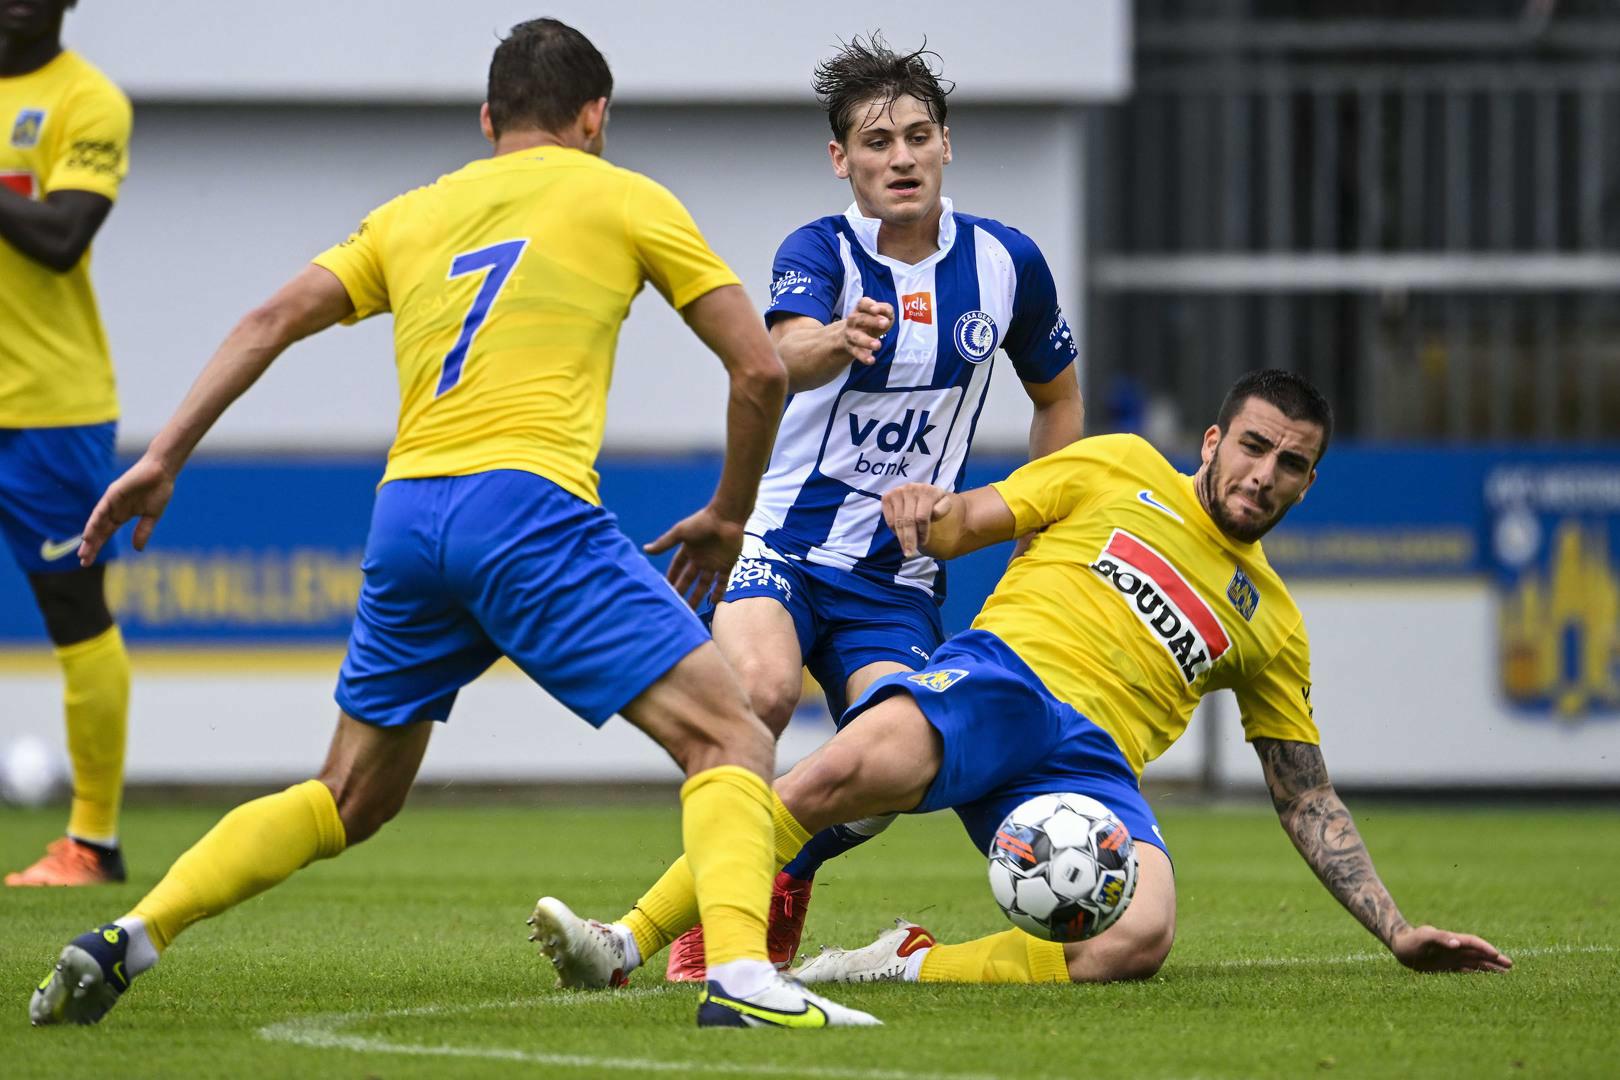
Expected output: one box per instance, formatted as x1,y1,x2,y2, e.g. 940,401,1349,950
2,795,1616,1078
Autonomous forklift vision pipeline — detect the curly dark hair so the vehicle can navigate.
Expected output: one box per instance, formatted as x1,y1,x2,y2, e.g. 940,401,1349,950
812,33,953,142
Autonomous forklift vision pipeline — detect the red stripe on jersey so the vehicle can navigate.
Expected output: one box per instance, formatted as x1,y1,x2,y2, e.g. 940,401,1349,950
0,172,36,198
1105,530,1231,656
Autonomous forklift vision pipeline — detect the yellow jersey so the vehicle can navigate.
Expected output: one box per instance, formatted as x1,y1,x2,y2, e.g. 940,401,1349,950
312,146,740,503
0,50,130,427
979,433,1319,775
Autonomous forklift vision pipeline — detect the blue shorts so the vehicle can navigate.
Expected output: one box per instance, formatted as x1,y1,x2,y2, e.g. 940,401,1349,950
0,423,120,575
842,629,1169,859
336,470,711,728
717,536,944,718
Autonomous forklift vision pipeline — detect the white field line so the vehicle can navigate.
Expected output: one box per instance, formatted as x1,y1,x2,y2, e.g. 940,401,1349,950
258,989,1002,1080
1201,942,1615,970
259,944,1615,1075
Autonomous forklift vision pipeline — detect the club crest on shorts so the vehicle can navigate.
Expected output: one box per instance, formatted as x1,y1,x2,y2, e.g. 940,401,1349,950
953,310,999,363
1226,567,1260,621
11,108,45,149
907,668,969,692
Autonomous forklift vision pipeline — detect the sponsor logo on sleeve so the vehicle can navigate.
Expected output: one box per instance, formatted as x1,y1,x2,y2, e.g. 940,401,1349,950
768,269,817,306
1088,529,1231,683
953,310,999,363
907,668,969,692
65,139,123,177
10,108,44,148
1226,567,1260,621
1048,309,1077,360
901,291,933,324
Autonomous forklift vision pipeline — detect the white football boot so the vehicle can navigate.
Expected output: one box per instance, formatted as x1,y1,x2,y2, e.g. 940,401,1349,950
790,919,937,985
526,896,632,989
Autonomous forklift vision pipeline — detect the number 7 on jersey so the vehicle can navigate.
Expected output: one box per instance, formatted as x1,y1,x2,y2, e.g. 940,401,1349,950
436,238,528,396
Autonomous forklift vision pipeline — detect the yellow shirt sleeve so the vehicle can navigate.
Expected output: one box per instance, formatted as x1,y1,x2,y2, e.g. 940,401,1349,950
45,81,131,201
310,198,399,323
991,433,1140,536
1233,617,1320,745
624,175,740,309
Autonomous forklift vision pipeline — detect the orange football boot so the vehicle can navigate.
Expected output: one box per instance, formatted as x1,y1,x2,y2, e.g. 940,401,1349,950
6,837,126,886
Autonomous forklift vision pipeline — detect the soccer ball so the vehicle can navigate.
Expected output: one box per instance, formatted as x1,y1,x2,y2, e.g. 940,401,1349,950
987,793,1138,942
0,735,66,808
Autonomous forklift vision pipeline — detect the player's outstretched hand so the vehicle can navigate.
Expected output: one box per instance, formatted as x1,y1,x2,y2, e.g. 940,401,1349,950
882,482,954,558
79,455,176,567
839,297,893,365
1390,925,1513,973
645,505,745,609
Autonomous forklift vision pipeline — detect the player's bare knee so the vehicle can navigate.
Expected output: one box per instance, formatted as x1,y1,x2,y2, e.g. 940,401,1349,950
776,740,864,828
1068,915,1174,983
728,653,801,738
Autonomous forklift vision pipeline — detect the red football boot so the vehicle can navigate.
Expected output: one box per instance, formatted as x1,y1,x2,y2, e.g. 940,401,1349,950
663,924,707,982
766,871,814,969
662,871,817,981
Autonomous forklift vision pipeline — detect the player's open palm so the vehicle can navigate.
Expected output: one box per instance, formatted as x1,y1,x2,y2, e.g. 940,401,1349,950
1390,925,1513,973
79,455,175,567
645,505,745,609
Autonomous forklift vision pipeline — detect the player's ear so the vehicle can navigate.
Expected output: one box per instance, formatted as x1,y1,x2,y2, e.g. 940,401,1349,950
1296,467,1317,505
1199,424,1221,466
479,103,495,146
941,126,952,165
829,139,850,180
582,97,609,131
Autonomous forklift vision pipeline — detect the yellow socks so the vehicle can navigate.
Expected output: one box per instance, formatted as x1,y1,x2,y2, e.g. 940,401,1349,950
918,929,1069,983
622,787,811,962
677,766,775,967
58,626,130,845
128,779,346,951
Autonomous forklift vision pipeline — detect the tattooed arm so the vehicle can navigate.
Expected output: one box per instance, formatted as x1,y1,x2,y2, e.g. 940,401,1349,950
1252,738,1513,973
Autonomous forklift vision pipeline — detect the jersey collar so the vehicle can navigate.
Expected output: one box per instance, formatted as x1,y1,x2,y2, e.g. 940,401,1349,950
841,196,957,272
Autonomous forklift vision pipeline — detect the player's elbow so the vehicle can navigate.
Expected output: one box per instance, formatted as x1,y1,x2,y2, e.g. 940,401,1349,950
36,240,87,274
733,349,789,410
235,299,305,350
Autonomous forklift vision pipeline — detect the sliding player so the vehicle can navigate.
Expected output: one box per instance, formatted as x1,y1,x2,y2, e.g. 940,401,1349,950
660,33,1084,980
538,371,1511,986
30,19,875,1030
2,0,134,887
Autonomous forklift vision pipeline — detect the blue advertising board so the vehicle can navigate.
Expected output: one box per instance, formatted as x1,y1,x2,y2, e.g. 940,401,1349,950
1,446,1616,723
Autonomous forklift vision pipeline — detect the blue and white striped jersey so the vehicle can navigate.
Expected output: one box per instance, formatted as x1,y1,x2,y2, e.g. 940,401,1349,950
752,198,1077,598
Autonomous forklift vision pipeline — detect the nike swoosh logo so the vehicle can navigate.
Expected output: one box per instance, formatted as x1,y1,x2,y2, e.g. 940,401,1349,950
112,961,127,988
702,989,828,1028
39,535,82,562
1137,490,1183,522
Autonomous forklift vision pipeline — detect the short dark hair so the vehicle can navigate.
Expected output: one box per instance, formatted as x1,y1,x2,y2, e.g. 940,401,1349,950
1216,369,1335,459
487,18,612,138
812,33,953,142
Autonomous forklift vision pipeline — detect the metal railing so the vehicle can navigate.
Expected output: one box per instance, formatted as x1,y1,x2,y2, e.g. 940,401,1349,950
1086,10,1620,443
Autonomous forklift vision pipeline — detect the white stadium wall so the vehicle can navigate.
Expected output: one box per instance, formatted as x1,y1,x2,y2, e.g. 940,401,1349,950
66,0,1115,453
66,1,1131,104
92,102,1084,452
